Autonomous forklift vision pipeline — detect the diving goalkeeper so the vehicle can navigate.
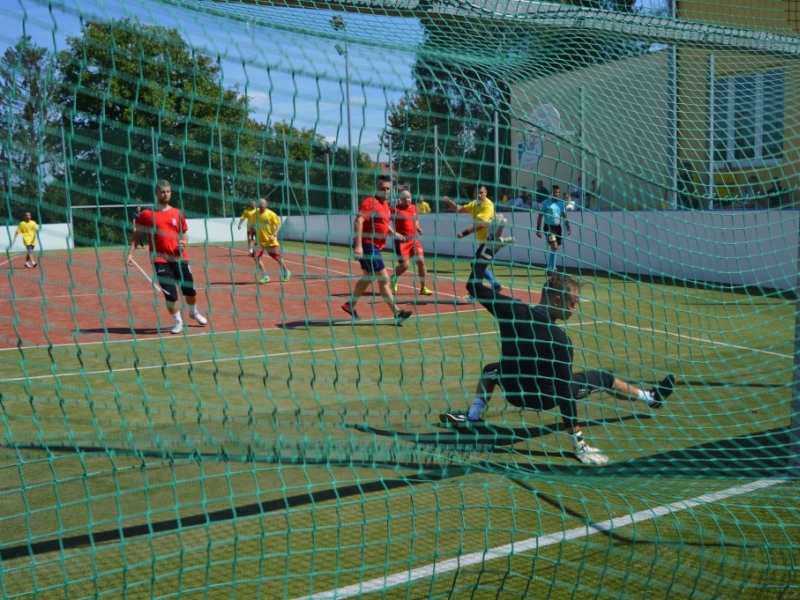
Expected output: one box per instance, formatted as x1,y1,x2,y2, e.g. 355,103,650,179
440,245,675,466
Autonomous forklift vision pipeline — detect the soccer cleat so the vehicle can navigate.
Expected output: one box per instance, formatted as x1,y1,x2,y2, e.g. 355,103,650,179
24,262,32,268
282,271,291,282
170,321,184,335
493,282,504,292
395,309,413,324
420,286,433,296
463,294,477,304
391,277,398,293
341,302,361,321
489,236,516,251
440,412,483,425
573,440,609,466
647,374,676,409
189,312,207,326
32,262,38,268
259,275,270,284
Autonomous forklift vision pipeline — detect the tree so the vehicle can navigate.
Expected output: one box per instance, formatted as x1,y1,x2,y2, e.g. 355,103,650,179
0,37,61,224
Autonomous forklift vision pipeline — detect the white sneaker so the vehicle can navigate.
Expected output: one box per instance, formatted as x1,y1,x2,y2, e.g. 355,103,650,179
24,262,32,268
489,236,515,251
32,262,38,267
170,321,184,335
573,440,609,466
189,312,207,326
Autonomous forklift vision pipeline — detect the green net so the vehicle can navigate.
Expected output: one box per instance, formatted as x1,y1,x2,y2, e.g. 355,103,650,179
1,0,799,597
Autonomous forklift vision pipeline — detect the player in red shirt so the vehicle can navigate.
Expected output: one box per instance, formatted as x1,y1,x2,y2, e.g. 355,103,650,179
390,189,431,296
126,180,207,334
342,174,413,323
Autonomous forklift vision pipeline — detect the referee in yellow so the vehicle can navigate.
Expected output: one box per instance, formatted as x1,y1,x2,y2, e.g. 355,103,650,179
237,200,259,256
12,212,40,268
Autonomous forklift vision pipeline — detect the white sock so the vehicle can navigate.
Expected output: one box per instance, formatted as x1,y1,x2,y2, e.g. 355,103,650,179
189,305,198,317
638,390,654,402
467,398,486,421
570,432,583,449
172,312,182,324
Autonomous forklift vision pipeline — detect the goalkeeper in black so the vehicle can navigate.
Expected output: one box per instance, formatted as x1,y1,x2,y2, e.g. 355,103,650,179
441,246,675,465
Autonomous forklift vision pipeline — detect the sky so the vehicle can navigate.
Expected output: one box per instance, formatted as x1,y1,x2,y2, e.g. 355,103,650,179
0,0,426,159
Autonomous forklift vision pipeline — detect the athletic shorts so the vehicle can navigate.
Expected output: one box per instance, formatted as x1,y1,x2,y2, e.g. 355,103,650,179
394,239,424,262
25,245,35,252
482,363,614,411
256,245,280,259
356,242,385,273
154,261,197,303
247,228,256,237
543,225,563,246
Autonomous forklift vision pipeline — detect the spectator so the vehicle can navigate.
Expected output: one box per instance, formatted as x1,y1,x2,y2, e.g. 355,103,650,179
534,180,549,211
767,179,788,208
417,195,431,214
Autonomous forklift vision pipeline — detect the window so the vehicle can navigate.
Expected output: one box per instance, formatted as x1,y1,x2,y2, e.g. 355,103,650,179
712,69,784,167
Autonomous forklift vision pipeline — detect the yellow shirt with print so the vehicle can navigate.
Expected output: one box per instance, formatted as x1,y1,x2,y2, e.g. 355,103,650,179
241,207,258,228
417,200,431,214
463,199,494,242
256,208,281,247
16,220,39,246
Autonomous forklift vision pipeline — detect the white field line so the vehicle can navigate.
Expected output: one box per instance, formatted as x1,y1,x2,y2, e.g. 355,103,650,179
293,478,784,600
594,319,791,359
0,329,495,383
0,252,21,267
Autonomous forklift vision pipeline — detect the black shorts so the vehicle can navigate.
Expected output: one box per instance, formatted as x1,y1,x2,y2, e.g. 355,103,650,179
483,363,614,411
543,225,563,247
154,261,197,303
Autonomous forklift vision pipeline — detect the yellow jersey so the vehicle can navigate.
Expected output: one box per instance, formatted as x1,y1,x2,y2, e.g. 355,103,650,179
417,200,431,214
241,207,258,227
255,208,281,247
463,199,494,241
16,220,39,246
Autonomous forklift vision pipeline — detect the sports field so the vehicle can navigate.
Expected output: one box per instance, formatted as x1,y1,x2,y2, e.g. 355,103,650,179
0,240,797,599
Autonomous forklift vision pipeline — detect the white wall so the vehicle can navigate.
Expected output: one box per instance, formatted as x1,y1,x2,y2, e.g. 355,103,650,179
280,210,799,291
1,223,72,251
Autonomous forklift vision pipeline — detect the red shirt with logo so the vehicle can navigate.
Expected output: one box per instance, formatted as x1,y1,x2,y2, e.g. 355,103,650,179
390,204,417,237
358,197,391,250
135,206,188,263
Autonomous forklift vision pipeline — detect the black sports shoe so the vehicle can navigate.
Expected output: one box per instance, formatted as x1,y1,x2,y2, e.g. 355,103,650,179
439,412,483,425
648,374,676,409
395,310,412,324
341,302,361,321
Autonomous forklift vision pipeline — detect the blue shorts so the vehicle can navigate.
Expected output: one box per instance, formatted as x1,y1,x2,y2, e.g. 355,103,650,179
357,243,385,273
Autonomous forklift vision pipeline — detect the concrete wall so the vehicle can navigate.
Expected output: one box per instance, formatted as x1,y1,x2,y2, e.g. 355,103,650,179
2,223,72,252
280,210,799,291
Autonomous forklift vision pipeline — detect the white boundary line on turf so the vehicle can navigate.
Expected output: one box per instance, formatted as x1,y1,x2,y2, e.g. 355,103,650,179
0,252,21,267
0,329,497,383
292,477,784,600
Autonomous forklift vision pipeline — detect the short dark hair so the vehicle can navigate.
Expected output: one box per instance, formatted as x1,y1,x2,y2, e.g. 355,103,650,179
376,174,392,186
155,179,171,191
552,185,560,191
543,272,580,302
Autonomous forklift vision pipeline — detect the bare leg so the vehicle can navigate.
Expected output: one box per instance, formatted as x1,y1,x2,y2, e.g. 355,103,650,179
416,259,427,290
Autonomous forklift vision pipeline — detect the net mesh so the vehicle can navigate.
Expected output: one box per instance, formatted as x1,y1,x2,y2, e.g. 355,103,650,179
1,0,799,597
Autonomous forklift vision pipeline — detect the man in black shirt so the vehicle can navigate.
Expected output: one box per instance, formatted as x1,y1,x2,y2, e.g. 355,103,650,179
441,247,675,465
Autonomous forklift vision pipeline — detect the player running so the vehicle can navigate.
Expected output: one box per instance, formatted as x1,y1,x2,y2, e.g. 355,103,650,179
126,180,207,334
237,200,258,257
342,174,413,324
441,245,675,466
390,189,431,296
13,212,40,268
253,198,290,284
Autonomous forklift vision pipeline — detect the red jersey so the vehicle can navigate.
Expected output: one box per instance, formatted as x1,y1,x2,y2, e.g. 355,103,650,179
358,196,391,250
135,206,188,263
390,204,417,237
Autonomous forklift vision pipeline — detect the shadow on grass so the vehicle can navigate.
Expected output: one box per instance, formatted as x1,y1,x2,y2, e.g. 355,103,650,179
279,319,408,329
1,426,793,561
74,327,175,336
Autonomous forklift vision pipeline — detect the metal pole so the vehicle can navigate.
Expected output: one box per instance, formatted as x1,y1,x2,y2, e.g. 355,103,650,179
388,135,393,196
343,33,356,214
61,127,73,246
283,131,290,217
707,53,715,210
579,86,587,207
494,110,500,201
304,160,310,215
218,127,226,218
668,0,678,209
326,152,332,213
434,125,439,213
792,226,800,477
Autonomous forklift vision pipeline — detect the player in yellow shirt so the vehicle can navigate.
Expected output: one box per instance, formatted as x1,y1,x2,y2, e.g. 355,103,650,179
13,212,40,268
444,184,514,301
416,196,431,214
237,200,259,256
253,198,290,283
